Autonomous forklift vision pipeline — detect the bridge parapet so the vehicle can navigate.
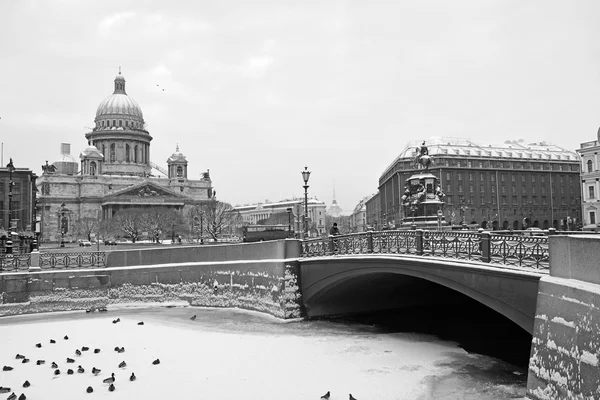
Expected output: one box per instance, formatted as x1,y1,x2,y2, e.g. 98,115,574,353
527,235,600,399
303,229,550,270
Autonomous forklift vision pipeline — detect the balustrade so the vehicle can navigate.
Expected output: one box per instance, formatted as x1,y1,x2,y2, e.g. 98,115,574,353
301,229,550,270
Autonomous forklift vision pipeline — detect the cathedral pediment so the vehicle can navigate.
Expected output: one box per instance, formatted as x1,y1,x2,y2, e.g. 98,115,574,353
107,182,186,199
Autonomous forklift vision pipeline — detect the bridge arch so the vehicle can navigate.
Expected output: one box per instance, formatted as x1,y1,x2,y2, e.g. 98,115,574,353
299,256,542,334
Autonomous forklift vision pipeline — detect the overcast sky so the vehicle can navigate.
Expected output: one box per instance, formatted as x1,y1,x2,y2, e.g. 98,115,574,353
1,0,600,212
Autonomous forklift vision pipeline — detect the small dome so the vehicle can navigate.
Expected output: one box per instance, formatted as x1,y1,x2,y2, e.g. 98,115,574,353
53,153,78,175
80,145,103,159
167,145,187,163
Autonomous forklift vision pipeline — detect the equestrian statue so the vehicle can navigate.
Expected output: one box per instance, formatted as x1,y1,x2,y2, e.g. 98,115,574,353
414,141,433,170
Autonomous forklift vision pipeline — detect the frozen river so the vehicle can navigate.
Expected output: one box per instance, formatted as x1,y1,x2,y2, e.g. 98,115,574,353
0,306,528,400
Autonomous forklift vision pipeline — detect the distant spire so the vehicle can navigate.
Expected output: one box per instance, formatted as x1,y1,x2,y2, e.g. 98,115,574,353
119,66,121,75
176,143,179,152
114,67,126,94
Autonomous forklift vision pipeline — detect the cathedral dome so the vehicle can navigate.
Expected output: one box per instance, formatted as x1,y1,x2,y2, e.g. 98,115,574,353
94,71,144,123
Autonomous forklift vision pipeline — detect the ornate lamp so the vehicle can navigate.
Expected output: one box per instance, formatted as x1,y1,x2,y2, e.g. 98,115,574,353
301,166,311,239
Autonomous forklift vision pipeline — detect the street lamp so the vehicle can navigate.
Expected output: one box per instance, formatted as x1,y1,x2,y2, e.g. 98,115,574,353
459,200,468,230
200,211,204,244
410,204,418,230
301,166,311,239
286,207,292,238
437,209,443,231
5,158,15,254
59,202,68,248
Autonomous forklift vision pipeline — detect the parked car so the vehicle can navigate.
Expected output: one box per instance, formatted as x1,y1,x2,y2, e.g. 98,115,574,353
79,240,92,247
523,227,544,236
104,239,117,246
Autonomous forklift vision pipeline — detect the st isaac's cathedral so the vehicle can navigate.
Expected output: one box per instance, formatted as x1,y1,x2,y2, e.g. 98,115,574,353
36,71,213,242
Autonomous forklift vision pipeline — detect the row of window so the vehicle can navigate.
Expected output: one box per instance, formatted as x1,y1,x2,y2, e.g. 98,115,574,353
445,195,576,207
445,183,574,196
99,143,146,163
445,172,574,184
97,119,143,130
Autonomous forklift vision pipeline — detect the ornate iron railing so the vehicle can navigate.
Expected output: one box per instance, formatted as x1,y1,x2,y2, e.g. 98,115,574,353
301,230,550,270
0,254,32,272
39,252,106,269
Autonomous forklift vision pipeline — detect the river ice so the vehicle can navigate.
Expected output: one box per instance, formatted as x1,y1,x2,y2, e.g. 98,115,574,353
0,306,527,400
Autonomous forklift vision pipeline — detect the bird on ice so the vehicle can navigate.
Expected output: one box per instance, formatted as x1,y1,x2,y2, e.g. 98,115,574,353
321,391,330,399
190,315,196,320
103,373,115,384
129,373,136,381
349,395,358,400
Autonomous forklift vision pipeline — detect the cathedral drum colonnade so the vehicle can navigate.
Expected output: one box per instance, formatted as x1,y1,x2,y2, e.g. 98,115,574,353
36,71,213,243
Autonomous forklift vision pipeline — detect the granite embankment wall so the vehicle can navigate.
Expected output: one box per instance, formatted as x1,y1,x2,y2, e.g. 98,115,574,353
0,240,304,319
527,236,600,400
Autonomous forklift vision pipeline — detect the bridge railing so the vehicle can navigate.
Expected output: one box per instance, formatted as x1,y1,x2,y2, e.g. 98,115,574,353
0,254,32,272
39,252,107,270
301,229,550,270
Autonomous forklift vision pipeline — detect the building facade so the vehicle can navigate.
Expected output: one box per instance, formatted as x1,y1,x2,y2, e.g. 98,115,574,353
0,162,37,233
377,137,581,230
234,198,327,236
36,71,213,243
349,194,374,232
576,129,600,231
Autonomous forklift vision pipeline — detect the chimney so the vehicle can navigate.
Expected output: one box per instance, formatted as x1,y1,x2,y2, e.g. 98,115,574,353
61,143,71,155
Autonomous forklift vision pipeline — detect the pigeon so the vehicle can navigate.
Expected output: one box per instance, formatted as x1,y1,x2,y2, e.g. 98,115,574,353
103,373,115,384
349,395,358,400
64,335,69,340
36,360,45,365
92,367,101,375
67,369,74,375
86,386,93,393
129,373,136,381
66,358,75,363
50,339,56,344
0,387,11,394
112,318,120,324
118,361,127,368
114,346,120,352
54,369,61,376
22,381,30,388
152,359,160,365
6,393,16,400
137,321,144,325
18,394,26,400
78,366,85,373
321,391,331,399
15,354,25,360
21,359,29,364
117,347,125,353
75,349,82,356
94,349,101,354
109,383,115,392
3,366,13,371
35,343,42,348
190,315,196,320
51,362,58,369
82,346,89,352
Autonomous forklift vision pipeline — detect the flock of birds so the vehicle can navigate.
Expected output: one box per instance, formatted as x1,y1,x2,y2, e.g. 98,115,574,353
0,309,161,399
1,310,359,400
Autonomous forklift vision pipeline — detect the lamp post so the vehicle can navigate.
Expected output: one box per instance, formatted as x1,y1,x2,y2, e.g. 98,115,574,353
286,207,292,238
59,202,68,248
410,204,417,230
200,211,204,244
5,158,15,254
437,209,443,231
301,166,311,239
459,200,468,230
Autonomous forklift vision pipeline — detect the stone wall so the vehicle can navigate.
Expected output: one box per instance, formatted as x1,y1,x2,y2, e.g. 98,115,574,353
527,235,600,399
0,240,304,320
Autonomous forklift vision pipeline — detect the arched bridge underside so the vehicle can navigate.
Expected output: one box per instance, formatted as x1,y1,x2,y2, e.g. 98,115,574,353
299,255,544,334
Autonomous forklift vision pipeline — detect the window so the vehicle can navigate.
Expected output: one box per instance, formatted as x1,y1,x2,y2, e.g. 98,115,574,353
501,185,506,194
589,186,595,199
125,144,130,162
446,184,451,193
512,185,516,193
458,174,463,181
480,186,485,193
491,175,495,182
501,174,506,182
480,174,484,182
126,121,129,127
522,176,526,183
119,120,122,127
102,145,106,161
512,175,516,182
532,187,536,195
532,176,536,183
469,185,474,193
134,145,138,163
110,143,116,162
491,185,496,193
469,173,473,181
446,173,451,181
458,184,463,193
591,211,596,225
90,161,96,176
177,166,183,177
587,159,593,173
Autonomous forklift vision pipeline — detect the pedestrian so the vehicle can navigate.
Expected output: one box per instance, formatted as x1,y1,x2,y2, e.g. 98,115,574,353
329,222,340,236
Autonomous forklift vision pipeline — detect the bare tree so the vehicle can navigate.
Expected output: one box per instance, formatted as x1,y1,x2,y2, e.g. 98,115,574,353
112,209,143,242
139,207,183,243
75,216,98,241
203,200,243,241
